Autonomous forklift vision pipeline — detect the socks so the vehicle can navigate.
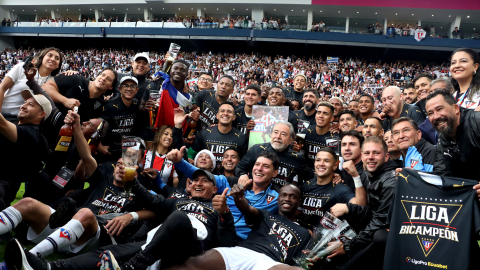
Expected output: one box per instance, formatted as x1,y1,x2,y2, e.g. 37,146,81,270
30,219,85,258
0,206,22,235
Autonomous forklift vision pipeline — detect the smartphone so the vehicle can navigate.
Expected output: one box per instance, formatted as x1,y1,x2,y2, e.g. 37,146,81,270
23,56,34,72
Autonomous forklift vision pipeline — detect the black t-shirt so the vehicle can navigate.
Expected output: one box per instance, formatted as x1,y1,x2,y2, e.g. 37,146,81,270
382,103,426,132
239,209,311,265
101,96,140,152
192,126,248,171
384,170,480,270
295,109,316,134
54,75,104,122
233,107,252,135
83,167,143,215
0,123,48,182
195,90,222,129
299,179,354,229
285,89,305,105
302,128,340,167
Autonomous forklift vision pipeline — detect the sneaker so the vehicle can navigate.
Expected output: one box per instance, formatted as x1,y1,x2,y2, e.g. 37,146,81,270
98,250,121,270
49,197,77,229
5,238,49,270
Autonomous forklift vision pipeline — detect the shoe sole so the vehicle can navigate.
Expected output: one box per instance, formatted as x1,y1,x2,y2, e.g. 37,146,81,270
5,239,34,270
49,199,76,229
99,250,121,270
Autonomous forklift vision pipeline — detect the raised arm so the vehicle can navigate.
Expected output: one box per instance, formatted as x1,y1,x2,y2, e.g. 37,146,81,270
229,180,261,224
67,110,97,177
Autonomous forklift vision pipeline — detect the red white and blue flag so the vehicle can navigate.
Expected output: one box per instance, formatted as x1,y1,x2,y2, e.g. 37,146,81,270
154,71,193,133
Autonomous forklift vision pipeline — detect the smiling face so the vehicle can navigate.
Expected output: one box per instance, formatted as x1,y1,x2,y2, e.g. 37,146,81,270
195,152,214,171
41,50,60,71
278,185,301,216
216,103,235,126
159,128,173,148
190,175,217,199
94,70,115,93
316,105,334,128
359,96,375,114
268,88,285,106
294,76,306,92
392,121,421,152
119,80,138,100
348,101,360,118
329,99,343,117
362,142,389,173
216,77,234,98
17,97,45,124
314,151,338,178
244,89,260,106
450,51,479,83
414,77,431,101
383,130,399,153
270,123,293,151
222,149,239,172
403,87,417,104
198,74,213,90
81,118,101,137
341,136,362,163
339,113,357,132
252,156,278,188
170,62,188,83
132,58,149,76
426,95,459,137
303,91,318,112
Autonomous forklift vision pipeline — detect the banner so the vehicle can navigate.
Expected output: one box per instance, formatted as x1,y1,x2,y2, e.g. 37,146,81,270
414,29,426,42
248,106,289,148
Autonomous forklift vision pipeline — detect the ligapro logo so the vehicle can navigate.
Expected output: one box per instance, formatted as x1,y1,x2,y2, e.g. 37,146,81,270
406,257,427,265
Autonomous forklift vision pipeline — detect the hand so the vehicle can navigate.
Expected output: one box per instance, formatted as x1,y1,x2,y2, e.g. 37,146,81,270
188,158,195,165
184,136,195,145
104,93,114,101
395,167,403,177
174,107,188,128
238,175,252,188
355,125,364,133
189,108,200,122
329,122,340,134
475,106,480,112
327,243,346,259
213,188,229,213
64,70,78,76
24,66,37,81
105,214,133,236
246,119,256,131
228,180,251,200
301,250,322,269
378,112,386,121
98,144,111,155
64,109,81,131
116,158,126,179
63,98,81,110
473,182,480,201
142,168,158,179
166,146,185,163
330,203,349,217
292,141,302,152
145,99,156,111
332,173,343,185
343,160,359,177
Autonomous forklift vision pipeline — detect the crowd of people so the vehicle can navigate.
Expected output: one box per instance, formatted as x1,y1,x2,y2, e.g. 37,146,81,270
0,44,479,270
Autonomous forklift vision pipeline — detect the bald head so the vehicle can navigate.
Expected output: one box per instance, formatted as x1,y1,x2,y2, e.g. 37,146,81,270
382,86,404,117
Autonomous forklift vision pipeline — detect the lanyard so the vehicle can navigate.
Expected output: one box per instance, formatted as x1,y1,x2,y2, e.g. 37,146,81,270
456,86,471,107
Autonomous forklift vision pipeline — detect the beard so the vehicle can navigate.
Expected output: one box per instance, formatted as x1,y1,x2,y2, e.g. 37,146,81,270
304,102,315,111
432,113,456,137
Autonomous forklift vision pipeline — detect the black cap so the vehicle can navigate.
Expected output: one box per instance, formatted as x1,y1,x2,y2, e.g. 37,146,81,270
192,169,216,186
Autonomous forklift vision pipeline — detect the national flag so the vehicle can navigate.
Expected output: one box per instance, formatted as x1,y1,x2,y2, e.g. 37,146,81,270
327,57,339,64
154,71,193,133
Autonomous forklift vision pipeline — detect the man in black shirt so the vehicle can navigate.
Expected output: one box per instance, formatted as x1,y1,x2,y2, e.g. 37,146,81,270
380,86,426,132
357,94,376,127
294,89,319,133
300,147,366,230
43,67,118,123
196,76,235,129
339,110,357,132
303,101,339,166
0,110,150,259
0,90,50,210
337,130,370,192
233,84,260,134
285,73,306,105
362,117,384,138
412,73,434,116
161,184,312,270
189,102,248,171
266,87,299,133
329,97,344,123
99,76,141,160
236,121,314,190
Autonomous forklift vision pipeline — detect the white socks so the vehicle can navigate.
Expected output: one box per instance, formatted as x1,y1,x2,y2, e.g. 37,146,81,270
0,206,22,235
30,219,85,258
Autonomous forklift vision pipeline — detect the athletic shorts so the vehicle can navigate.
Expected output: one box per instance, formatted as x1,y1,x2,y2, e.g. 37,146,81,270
27,206,101,254
214,246,283,270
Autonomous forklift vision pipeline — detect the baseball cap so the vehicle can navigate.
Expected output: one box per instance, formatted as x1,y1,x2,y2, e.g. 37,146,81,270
21,90,52,120
133,52,150,64
192,169,216,186
119,75,139,86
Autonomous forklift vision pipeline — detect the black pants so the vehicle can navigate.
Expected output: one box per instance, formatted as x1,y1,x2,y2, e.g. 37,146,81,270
53,211,202,270
0,180,21,211
344,229,388,270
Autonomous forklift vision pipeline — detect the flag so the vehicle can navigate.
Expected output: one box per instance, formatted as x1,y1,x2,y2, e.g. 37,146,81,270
414,29,426,42
327,57,338,64
154,71,193,133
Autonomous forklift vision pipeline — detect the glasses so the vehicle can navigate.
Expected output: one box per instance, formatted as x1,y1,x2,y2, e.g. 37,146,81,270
392,127,412,138
199,77,213,83
121,84,138,90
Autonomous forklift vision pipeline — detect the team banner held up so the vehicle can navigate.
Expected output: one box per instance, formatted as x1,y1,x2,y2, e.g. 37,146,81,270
248,105,289,148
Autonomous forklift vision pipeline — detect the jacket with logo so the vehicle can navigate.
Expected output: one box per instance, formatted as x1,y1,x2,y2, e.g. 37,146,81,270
401,138,436,172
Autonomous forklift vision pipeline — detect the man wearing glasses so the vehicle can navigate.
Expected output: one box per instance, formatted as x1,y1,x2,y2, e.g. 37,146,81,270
100,76,141,161
391,117,435,172
194,73,215,93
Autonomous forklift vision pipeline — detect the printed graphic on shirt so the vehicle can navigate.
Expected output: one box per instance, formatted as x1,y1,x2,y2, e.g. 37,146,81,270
90,188,135,215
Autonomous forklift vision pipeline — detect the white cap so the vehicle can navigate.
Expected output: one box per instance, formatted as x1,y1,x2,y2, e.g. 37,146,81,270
119,76,139,86
21,90,52,120
133,52,150,64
